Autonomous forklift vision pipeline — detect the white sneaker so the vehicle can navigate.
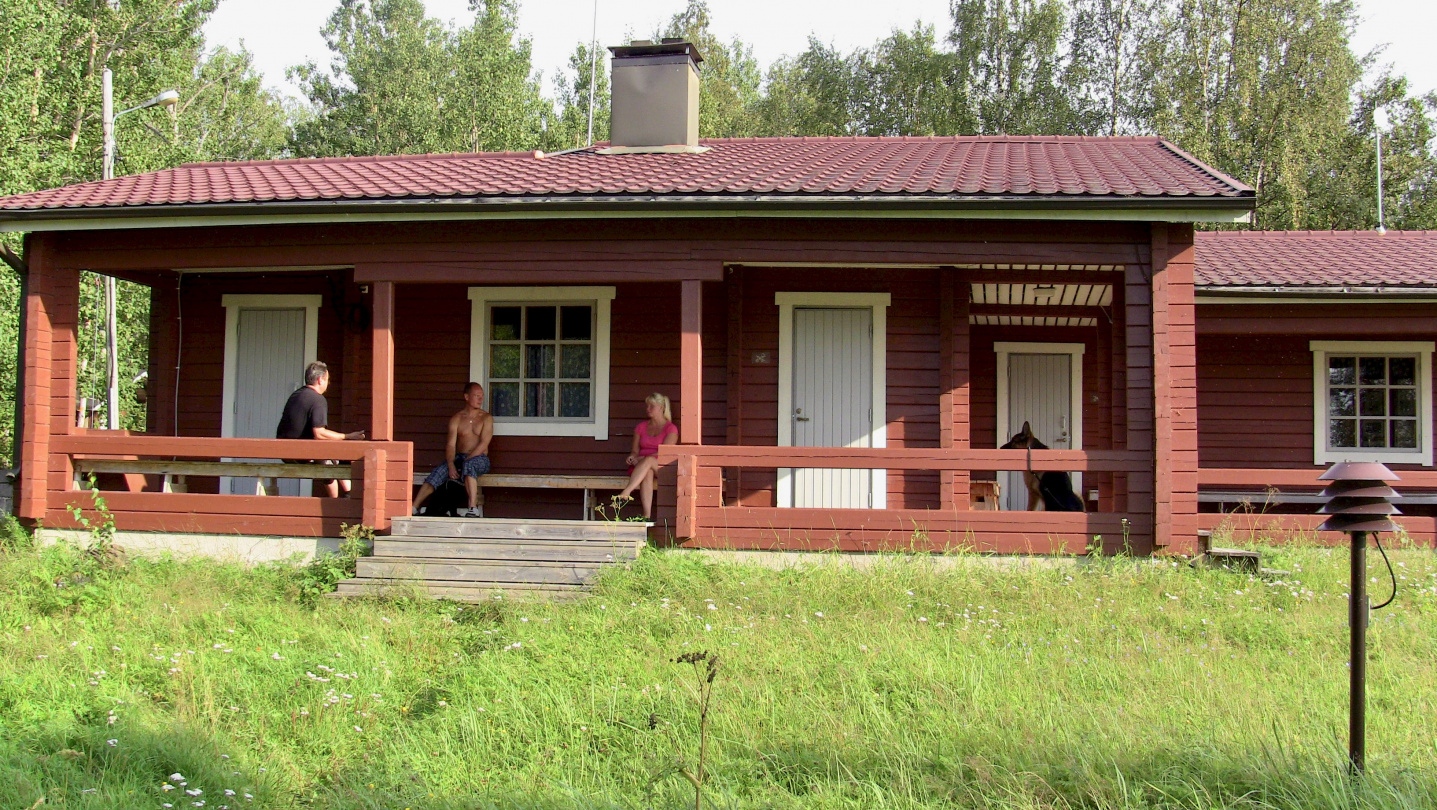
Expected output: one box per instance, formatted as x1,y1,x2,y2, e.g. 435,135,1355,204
460,506,484,518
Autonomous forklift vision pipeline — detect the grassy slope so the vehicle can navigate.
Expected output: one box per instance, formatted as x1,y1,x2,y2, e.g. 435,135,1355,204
1,537,1434,810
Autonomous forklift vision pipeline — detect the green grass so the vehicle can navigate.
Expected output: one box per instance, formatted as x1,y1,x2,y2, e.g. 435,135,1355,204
2,527,1435,809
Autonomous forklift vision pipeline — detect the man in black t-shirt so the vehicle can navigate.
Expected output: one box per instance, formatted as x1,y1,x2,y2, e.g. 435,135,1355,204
276,361,365,497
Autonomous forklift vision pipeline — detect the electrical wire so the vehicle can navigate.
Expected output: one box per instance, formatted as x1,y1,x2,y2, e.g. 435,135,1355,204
1370,531,1398,611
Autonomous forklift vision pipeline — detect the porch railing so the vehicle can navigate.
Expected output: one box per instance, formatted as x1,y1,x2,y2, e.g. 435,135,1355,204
1197,466,1437,545
659,446,1154,554
48,434,413,536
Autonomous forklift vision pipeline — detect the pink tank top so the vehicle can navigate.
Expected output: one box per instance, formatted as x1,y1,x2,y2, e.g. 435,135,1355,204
635,420,678,457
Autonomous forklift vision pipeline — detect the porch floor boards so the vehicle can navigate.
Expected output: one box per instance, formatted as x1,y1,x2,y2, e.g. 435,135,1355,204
334,517,648,601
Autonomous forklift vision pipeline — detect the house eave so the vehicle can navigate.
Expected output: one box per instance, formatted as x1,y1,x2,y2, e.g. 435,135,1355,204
1196,285,1437,303
0,193,1255,233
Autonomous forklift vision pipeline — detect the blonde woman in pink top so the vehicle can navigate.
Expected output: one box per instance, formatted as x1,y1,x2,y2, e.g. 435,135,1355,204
617,392,679,519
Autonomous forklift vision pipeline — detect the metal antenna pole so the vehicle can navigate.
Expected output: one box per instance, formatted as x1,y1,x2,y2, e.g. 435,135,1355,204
1375,130,1386,235
1350,529,1368,775
586,0,599,146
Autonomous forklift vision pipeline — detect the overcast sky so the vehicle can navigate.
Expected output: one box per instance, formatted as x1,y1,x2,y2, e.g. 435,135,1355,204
204,0,1436,103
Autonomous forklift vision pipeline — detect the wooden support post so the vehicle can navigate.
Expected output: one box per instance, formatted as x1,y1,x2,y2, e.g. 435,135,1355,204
1125,249,1156,551
725,270,743,501
360,446,388,530
18,235,61,520
939,272,973,510
676,453,698,539
147,278,180,436
370,280,395,442
680,279,702,445
1159,225,1199,553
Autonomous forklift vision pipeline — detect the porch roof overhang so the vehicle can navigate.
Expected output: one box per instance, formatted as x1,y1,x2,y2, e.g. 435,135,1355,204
0,192,1255,234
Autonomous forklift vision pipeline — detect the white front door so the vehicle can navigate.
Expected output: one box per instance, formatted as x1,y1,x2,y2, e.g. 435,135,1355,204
1000,350,1081,511
224,306,311,495
790,307,873,508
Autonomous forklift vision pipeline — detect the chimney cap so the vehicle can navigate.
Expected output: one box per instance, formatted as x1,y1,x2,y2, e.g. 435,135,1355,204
609,39,704,64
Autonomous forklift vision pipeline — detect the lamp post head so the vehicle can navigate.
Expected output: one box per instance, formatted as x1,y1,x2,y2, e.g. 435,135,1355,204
154,90,180,107
1373,107,1389,131
1317,461,1402,533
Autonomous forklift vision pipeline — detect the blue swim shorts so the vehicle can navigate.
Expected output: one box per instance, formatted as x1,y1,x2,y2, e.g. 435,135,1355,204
423,453,492,488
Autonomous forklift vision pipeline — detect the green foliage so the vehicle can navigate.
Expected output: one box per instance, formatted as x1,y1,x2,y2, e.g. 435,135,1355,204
288,0,548,157
0,547,1435,807
0,0,288,459
295,523,375,606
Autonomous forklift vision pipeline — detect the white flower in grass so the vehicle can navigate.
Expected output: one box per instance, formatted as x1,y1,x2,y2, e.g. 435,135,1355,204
814,612,823,618
224,790,236,796
354,726,363,732
106,738,117,746
163,784,176,792
187,789,203,795
162,804,173,808
271,653,283,660
170,774,184,782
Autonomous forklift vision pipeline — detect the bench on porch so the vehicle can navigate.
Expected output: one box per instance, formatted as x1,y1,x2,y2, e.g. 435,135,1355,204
411,471,631,519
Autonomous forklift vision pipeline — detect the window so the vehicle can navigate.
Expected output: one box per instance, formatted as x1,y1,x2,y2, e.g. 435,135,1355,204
469,287,614,439
1311,341,1433,466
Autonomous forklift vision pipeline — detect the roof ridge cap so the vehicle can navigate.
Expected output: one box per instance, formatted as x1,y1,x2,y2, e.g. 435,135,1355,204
179,151,536,169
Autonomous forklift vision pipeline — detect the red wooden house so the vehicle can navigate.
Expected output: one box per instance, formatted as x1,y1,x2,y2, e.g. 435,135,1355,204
0,42,1260,558
1194,230,1437,543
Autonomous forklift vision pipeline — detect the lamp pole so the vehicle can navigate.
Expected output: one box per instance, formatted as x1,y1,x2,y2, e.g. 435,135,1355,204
1374,107,1388,236
100,68,178,429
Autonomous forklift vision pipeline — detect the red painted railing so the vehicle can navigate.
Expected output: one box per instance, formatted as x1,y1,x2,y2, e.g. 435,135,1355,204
659,446,1154,554
48,434,413,536
1197,466,1437,545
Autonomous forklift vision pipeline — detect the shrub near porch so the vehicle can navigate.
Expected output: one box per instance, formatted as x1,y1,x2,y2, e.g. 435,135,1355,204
1,541,1435,809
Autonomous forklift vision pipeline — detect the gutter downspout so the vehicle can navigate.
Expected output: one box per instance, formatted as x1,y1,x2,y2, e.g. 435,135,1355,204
0,237,27,479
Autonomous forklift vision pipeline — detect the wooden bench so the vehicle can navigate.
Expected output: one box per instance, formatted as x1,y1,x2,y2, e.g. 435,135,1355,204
74,458,350,495
412,471,630,519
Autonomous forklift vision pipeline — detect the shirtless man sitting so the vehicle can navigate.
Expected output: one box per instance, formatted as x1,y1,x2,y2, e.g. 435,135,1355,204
412,382,494,517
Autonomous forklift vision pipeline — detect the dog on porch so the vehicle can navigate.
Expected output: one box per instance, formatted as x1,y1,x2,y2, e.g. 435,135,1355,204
1000,421,1086,512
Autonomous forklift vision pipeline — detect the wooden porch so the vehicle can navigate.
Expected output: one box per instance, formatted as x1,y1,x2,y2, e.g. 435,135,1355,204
15,219,1203,554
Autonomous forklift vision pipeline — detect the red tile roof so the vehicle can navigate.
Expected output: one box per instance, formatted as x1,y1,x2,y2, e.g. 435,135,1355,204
0,136,1251,215
1195,230,1437,288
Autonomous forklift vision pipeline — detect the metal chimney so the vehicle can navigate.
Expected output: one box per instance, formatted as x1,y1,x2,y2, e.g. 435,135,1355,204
605,39,704,152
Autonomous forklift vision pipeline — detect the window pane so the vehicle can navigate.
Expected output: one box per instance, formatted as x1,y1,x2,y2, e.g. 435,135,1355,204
1390,357,1416,386
491,307,521,341
1329,357,1356,386
490,382,520,417
1360,389,1387,416
526,306,557,340
560,306,592,340
1360,419,1387,448
559,382,591,417
490,344,520,378
1330,418,1357,448
1329,388,1356,417
525,344,555,378
1391,388,1417,417
524,382,555,417
1391,419,1418,449
560,344,591,378
1359,357,1387,385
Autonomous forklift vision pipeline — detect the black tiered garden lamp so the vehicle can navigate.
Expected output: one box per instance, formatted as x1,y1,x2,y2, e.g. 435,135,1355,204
1316,461,1401,776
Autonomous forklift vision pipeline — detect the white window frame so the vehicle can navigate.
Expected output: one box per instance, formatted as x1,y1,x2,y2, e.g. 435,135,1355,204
775,291,890,509
1310,340,1433,466
468,286,615,439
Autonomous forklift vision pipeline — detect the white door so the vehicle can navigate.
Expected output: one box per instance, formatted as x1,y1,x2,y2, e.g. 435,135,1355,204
1002,353,1074,511
791,308,873,508
228,308,307,495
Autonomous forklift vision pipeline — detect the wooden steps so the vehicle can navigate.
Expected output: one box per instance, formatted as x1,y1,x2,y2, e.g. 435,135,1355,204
334,517,648,602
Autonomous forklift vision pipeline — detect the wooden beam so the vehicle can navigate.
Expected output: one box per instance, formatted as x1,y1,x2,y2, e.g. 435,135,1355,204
658,445,1152,472
371,280,395,441
353,260,723,283
969,304,1105,319
725,270,744,499
680,279,702,444
939,273,955,510
957,268,1121,286
0,241,26,274
1164,225,1199,553
1152,226,1173,548
1124,255,1155,551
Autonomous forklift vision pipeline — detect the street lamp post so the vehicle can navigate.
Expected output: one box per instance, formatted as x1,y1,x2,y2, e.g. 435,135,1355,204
100,68,177,429
1373,107,1389,236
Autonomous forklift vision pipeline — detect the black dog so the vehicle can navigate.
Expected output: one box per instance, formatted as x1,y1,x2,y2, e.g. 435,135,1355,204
1000,421,1086,512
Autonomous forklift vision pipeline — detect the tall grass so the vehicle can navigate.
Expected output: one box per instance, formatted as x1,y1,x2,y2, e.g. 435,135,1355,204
1,534,1434,809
